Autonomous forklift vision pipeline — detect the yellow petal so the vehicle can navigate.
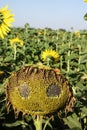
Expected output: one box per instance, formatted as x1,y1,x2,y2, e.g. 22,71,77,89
1,25,8,35
0,29,4,39
1,5,8,12
2,24,10,32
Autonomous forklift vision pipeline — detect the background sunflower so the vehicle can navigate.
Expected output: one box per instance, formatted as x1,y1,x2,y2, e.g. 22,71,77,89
41,49,59,66
0,5,14,39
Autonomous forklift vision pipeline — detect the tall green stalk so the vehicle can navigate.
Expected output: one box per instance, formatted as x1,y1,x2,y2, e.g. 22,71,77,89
78,45,81,64
78,45,81,71
67,44,70,73
67,32,73,73
13,44,17,60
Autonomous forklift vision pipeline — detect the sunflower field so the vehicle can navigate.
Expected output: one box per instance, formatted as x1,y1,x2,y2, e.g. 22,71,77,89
0,4,87,130
0,24,87,130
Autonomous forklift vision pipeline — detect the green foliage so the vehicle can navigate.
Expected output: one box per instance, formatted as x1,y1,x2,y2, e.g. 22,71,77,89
84,13,87,20
63,113,82,130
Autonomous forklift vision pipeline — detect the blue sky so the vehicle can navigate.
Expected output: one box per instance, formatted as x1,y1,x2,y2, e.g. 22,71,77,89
0,0,87,30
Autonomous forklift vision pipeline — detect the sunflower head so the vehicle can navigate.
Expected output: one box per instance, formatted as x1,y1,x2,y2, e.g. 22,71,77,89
74,31,80,38
6,65,72,116
41,50,59,66
0,5,15,39
9,37,23,46
84,0,87,2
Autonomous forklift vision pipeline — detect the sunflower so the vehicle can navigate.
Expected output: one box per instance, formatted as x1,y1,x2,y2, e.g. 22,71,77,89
9,37,23,60
6,65,74,130
9,37,23,46
41,50,59,65
74,31,80,38
0,5,15,39
6,65,73,116
84,0,87,2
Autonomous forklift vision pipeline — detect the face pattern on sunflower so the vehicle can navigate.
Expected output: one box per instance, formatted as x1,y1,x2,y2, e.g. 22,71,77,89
6,65,72,116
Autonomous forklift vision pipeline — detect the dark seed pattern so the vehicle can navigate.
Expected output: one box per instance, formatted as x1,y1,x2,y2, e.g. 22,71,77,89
46,83,61,97
18,83,30,98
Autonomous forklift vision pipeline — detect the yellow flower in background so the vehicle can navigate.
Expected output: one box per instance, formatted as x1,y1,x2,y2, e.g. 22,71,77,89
9,37,23,60
41,49,59,63
84,0,87,2
74,31,80,37
9,37,23,46
0,5,15,39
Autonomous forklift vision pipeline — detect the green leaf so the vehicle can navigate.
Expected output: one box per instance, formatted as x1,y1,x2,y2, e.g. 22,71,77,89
63,113,82,129
84,13,87,20
3,120,28,127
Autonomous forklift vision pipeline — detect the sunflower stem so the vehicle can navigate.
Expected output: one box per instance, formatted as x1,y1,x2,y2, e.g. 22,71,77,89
14,44,17,60
47,58,51,67
78,45,81,71
60,55,63,71
34,115,43,130
67,31,73,73
67,49,70,73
